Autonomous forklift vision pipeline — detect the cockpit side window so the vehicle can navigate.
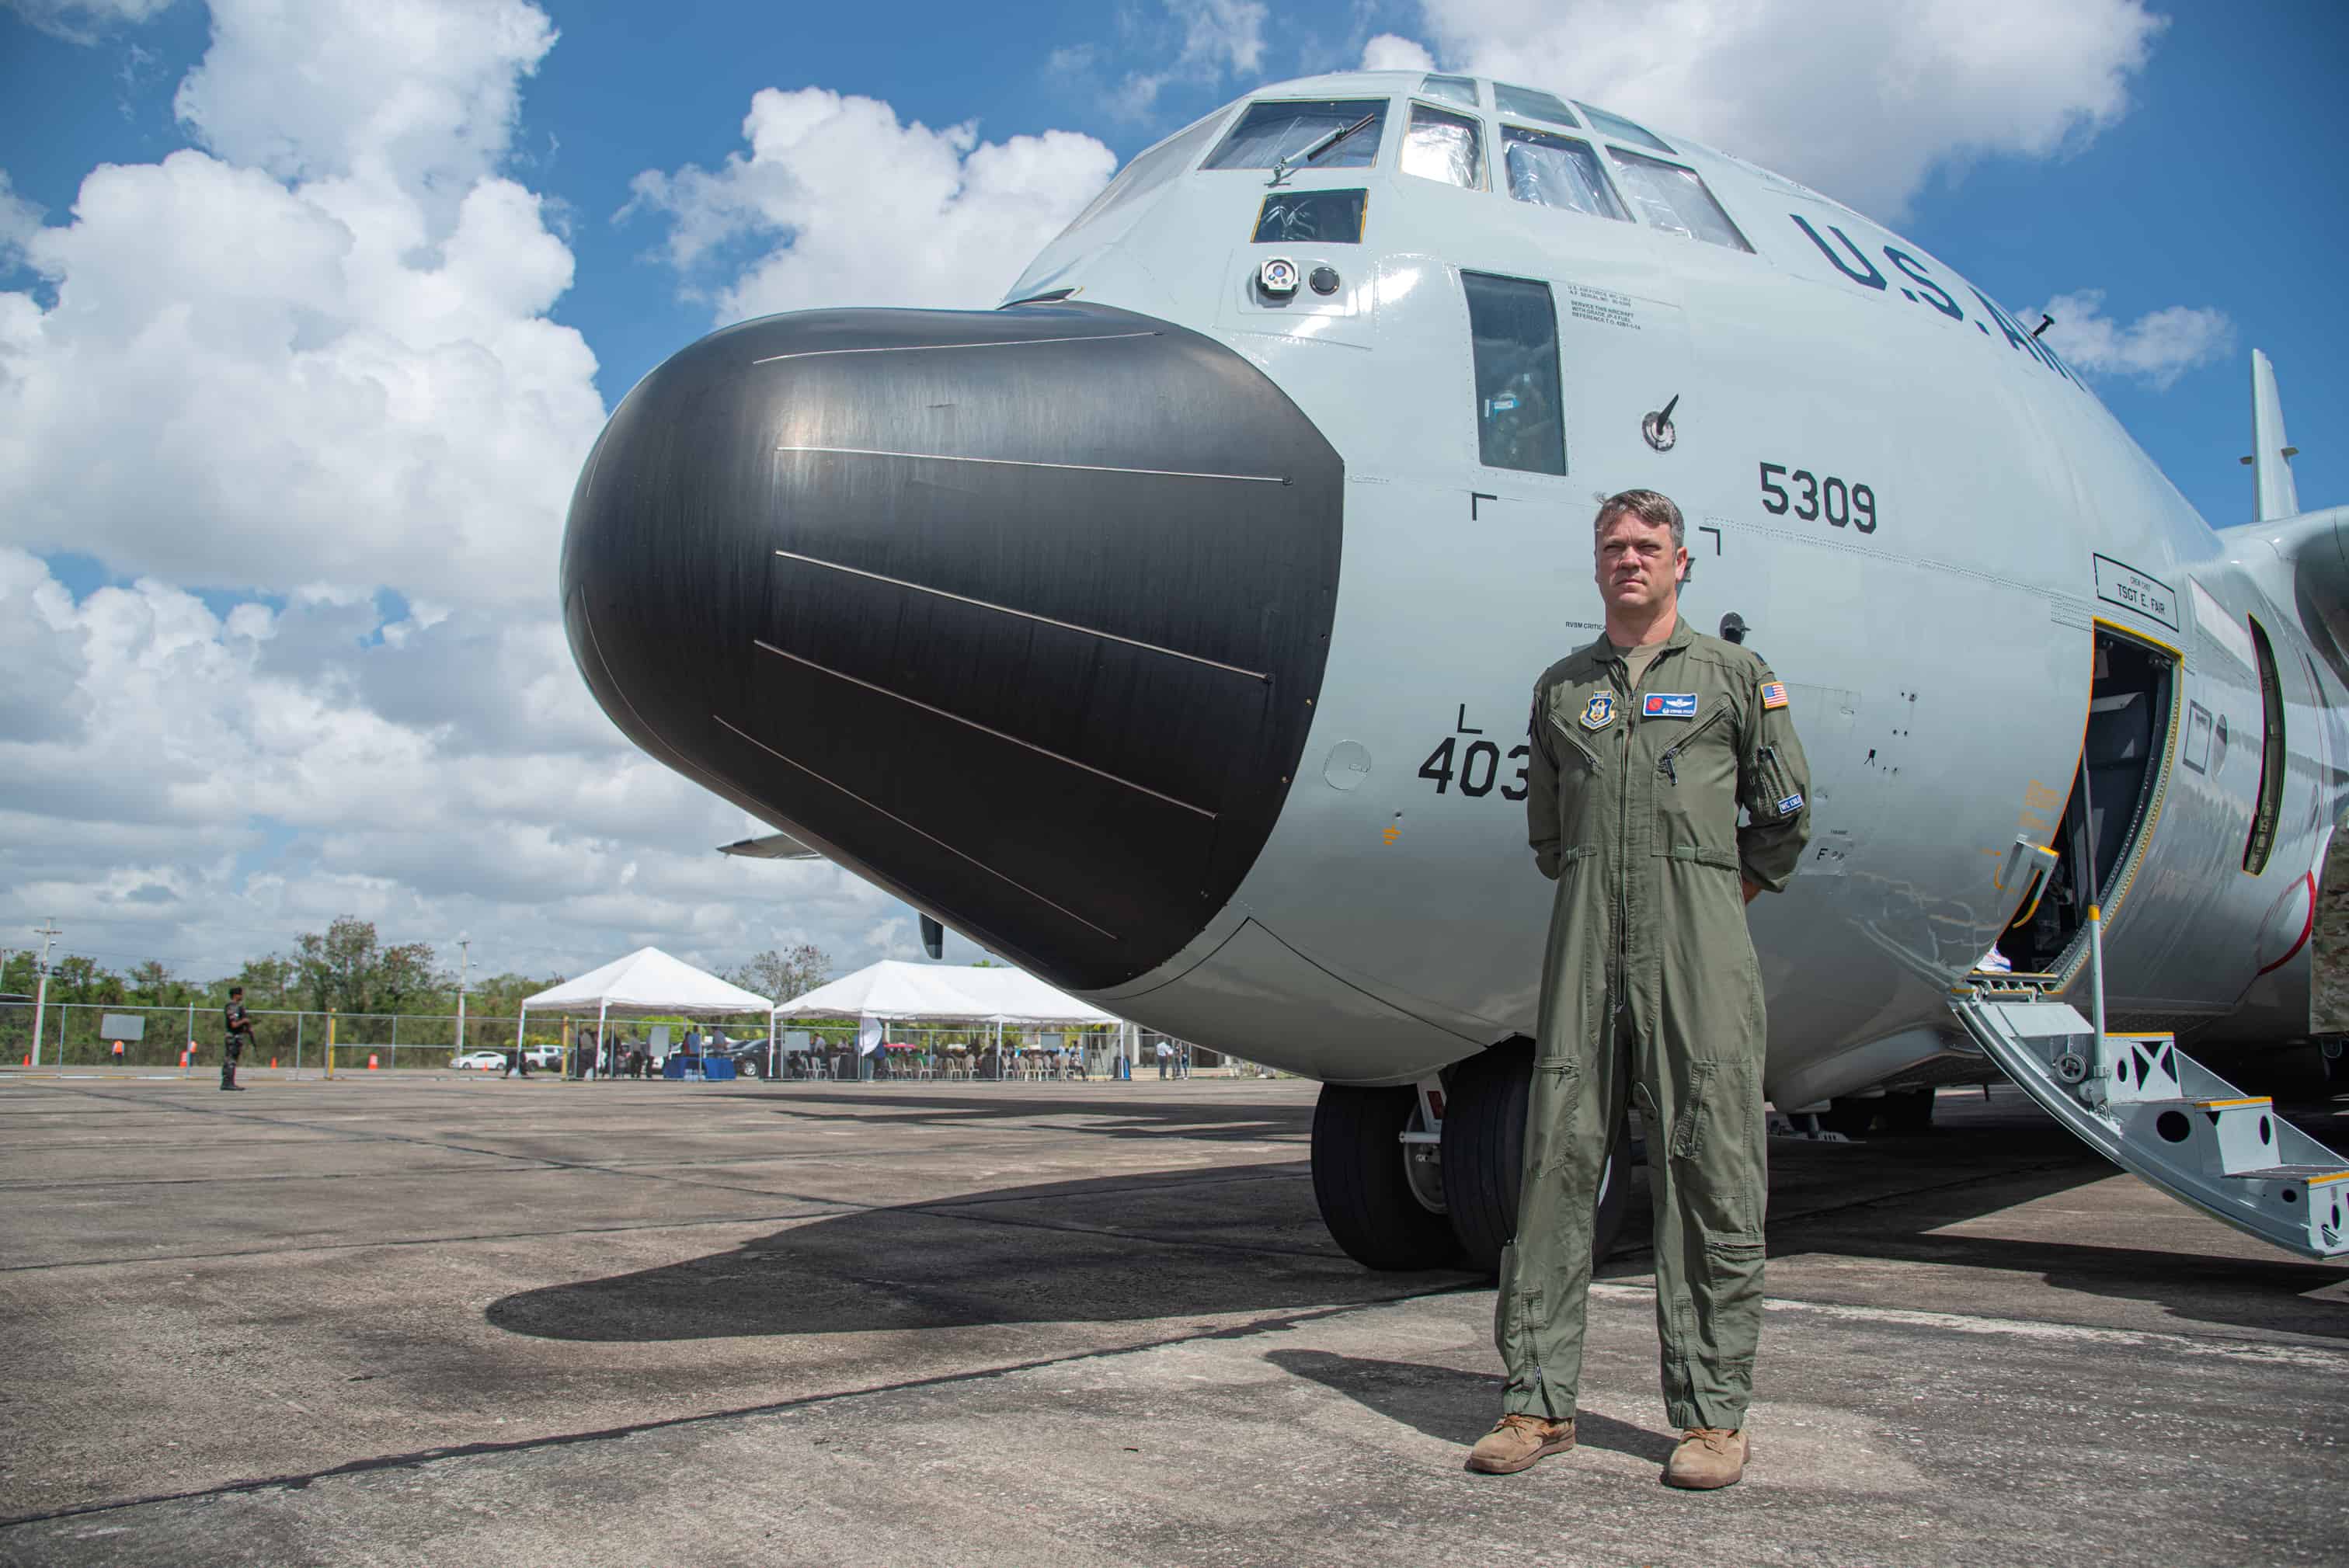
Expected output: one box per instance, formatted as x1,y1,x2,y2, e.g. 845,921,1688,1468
1573,102,1673,153
1462,271,1567,477
1420,73,1480,108
1401,103,1486,189
1493,83,1578,129
1057,109,1229,238
1606,149,1753,252
1202,99,1388,170
1502,127,1628,221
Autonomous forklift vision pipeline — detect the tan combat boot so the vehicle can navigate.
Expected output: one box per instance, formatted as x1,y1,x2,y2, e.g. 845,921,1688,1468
1465,1413,1575,1474
1662,1427,1748,1490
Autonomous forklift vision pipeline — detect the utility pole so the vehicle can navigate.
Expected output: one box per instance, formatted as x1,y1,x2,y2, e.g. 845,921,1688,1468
454,934,472,1057
29,919,60,1069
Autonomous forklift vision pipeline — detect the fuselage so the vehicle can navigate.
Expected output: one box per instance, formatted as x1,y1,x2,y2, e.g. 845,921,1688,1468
561,71,2346,1104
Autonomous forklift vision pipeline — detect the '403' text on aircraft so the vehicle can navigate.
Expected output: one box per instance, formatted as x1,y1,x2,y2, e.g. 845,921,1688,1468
562,70,2349,1267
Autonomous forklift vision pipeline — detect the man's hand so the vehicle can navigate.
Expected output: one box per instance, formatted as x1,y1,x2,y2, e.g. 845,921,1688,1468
1742,877,1761,906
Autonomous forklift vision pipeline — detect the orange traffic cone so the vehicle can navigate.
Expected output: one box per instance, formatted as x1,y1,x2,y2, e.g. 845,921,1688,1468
367,1053,379,1070
270,1058,278,1069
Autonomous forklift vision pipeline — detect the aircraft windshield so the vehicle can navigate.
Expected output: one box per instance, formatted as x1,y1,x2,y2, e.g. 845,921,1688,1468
1607,149,1752,251
1203,99,1389,170
1502,127,1627,221
1401,103,1485,189
1253,188,1369,243
1419,74,1479,107
1574,102,1673,153
1494,83,1578,129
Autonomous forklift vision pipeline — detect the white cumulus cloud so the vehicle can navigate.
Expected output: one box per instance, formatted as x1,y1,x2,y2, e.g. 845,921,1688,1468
2031,287,2234,391
5,0,175,43
627,86,1115,322
1383,0,2165,220
1360,33,1437,72
0,0,604,607
0,2,964,985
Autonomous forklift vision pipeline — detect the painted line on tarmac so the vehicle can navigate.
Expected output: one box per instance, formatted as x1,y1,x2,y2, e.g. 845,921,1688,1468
1586,1281,2349,1367
0,1284,1463,1532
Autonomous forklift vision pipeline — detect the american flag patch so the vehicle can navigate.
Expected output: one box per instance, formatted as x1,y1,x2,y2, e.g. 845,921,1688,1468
1759,681,1790,711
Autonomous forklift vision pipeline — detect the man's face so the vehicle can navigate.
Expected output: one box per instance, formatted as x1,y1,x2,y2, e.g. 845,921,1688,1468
1594,510,1687,617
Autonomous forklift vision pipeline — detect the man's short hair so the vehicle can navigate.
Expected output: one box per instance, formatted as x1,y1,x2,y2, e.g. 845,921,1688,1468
1593,488,1686,550
228,986,243,997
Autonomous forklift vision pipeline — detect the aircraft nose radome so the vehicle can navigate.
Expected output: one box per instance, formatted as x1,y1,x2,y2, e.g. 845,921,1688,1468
560,302,1345,989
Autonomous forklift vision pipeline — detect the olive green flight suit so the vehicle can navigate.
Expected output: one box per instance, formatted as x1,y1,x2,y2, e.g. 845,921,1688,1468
1498,617,1811,1431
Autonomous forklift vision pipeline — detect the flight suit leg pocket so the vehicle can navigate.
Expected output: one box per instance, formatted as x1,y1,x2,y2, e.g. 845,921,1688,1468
1523,1058,1584,1178
1668,1060,1716,1162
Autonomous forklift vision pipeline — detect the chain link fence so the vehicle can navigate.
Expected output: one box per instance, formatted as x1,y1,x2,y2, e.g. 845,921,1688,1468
0,1001,1275,1081
0,1000,534,1074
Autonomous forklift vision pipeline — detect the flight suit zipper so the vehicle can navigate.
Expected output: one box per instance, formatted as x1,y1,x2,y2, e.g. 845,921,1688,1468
1656,704,1731,787
1613,657,1643,1009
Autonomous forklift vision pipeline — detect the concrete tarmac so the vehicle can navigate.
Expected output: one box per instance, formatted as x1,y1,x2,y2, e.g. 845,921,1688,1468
1,1072,2344,1566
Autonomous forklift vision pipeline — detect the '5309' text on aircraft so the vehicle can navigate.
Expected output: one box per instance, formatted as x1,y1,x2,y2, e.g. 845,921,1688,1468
561,71,2349,1266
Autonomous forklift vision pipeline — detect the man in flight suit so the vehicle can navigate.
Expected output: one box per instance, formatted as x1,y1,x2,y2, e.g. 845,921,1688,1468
221,986,256,1092
1468,489,1810,1490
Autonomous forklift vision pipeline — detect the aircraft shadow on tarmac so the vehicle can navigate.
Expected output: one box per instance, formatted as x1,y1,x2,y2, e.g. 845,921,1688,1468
720,1088,1314,1146
485,1160,1467,1344
485,1116,2347,1346
1264,1349,1678,1462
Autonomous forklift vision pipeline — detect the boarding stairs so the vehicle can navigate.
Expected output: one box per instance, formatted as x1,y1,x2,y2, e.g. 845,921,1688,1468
1950,975,2349,1259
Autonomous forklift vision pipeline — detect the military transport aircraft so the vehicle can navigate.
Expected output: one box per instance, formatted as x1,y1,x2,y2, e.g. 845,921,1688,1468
562,70,2349,1268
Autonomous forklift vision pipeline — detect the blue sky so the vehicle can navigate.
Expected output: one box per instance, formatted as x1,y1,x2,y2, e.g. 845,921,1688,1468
0,0,2341,983
7,1,2338,530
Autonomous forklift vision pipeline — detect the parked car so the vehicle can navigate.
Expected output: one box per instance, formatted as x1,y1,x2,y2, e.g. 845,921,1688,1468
452,1050,507,1071
708,1041,773,1079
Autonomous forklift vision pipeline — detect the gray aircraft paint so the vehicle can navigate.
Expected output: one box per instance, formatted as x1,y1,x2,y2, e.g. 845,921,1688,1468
1005,71,2344,1099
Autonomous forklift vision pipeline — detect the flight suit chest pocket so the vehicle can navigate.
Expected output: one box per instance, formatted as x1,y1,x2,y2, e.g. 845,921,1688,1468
1650,701,1738,863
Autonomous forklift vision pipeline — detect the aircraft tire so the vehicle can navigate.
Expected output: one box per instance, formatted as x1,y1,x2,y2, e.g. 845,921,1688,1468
1310,1083,1460,1271
1440,1041,1630,1278
1880,1087,1935,1133
1821,1097,1877,1138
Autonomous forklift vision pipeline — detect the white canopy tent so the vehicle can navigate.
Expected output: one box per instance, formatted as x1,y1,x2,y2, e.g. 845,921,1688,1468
773,960,1122,1074
517,947,775,1070
773,960,1118,1026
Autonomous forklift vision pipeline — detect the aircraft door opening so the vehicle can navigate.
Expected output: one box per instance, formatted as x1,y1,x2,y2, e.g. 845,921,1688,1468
1998,624,2178,976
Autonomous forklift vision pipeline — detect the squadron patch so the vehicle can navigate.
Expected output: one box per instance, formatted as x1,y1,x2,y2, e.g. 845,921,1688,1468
1759,680,1790,711
1579,693,1616,731
1777,793,1805,815
1642,693,1698,719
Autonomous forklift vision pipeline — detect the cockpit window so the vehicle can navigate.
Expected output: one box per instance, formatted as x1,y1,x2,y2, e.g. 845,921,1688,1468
1606,148,1753,251
1057,109,1228,238
1401,103,1485,189
1462,272,1567,476
1253,188,1368,244
1493,83,1578,129
1203,98,1388,170
1420,74,1479,108
1574,102,1673,153
1502,127,1628,221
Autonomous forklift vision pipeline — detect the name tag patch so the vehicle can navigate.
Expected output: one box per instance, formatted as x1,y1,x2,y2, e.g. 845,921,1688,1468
1777,793,1805,815
1579,694,1616,731
1759,680,1790,711
1642,693,1698,719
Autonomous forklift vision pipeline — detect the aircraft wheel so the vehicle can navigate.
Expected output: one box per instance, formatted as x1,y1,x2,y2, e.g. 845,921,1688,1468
1310,1084,1460,1271
1441,1041,1631,1278
1821,1097,1877,1139
1879,1087,1935,1133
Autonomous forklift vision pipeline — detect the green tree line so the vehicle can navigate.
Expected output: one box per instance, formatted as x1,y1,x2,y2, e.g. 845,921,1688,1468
1,917,835,1067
